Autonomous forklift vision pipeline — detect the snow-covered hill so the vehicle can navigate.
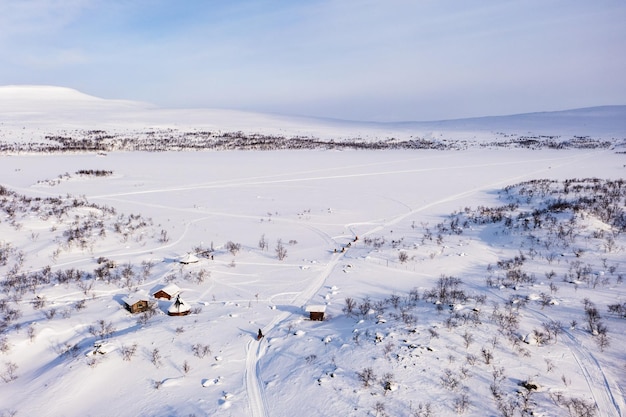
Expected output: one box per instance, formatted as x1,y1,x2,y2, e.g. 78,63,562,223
1,85,625,143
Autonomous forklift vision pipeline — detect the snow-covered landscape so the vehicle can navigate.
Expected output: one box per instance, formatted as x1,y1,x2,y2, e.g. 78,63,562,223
0,86,625,417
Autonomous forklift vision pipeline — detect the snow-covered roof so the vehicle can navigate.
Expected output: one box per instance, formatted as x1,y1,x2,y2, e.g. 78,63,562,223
305,305,327,313
122,291,149,305
168,295,191,314
154,283,181,297
179,253,199,264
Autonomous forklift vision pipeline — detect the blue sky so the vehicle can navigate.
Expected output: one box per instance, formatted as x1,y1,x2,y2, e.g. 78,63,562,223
1,0,625,121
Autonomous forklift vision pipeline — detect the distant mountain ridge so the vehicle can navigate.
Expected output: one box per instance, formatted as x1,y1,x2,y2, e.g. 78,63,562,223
0,85,624,140
0,85,151,112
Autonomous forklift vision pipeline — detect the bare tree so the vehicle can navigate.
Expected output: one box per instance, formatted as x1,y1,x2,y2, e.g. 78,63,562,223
343,297,356,317
462,331,474,349
399,251,409,263
1,361,18,383
275,239,287,261
120,343,138,361
150,348,162,367
192,343,212,358
226,241,241,256
357,367,376,387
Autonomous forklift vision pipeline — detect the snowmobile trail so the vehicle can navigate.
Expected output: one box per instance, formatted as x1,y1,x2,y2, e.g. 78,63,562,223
86,149,599,200
245,338,270,417
562,330,623,417
359,148,603,238
485,286,624,417
245,251,344,417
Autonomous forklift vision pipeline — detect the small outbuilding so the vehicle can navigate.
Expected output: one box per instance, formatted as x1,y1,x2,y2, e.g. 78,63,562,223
122,293,150,314
153,283,181,300
179,253,199,264
167,294,191,316
305,305,327,321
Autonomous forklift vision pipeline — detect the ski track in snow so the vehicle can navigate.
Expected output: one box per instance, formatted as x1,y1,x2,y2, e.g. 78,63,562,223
527,305,624,417
562,331,624,417
245,251,343,417
475,274,624,417
86,149,597,200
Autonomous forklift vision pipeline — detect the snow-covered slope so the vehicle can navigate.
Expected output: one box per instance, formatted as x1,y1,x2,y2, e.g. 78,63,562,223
1,85,625,141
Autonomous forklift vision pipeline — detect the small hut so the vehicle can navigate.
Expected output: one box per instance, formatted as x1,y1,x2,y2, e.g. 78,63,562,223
179,253,199,264
122,294,150,314
153,283,181,300
168,295,191,316
305,305,327,321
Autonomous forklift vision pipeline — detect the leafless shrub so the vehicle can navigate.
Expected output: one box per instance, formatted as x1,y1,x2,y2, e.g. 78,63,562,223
465,354,477,366
358,297,372,318
74,299,87,311
158,229,169,243
88,319,115,339
542,320,562,343
595,327,610,352
226,241,241,256
440,369,460,391
343,297,356,317
43,308,57,320
120,343,138,361
607,302,626,318
27,324,36,342
562,397,597,417
1,362,18,383
428,328,440,340
410,402,434,417
453,392,470,414
192,343,211,359
275,239,287,260
373,401,386,417
357,367,376,387
583,299,602,335
150,348,162,367
481,347,493,365
380,372,395,392
32,295,46,310
382,342,394,359
462,331,474,349
0,337,10,354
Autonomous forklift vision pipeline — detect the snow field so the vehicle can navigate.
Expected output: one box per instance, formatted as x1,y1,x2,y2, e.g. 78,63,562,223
0,147,624,416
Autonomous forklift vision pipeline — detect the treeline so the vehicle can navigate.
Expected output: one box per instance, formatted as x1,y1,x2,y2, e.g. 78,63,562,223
76,169,113,177
0,129,615,153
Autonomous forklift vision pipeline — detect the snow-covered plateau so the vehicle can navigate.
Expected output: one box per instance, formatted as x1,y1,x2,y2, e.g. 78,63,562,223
0,86,624,417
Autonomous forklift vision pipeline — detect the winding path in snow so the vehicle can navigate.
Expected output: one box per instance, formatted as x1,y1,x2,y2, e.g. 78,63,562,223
562,330,624,417
244,251,343,417
471,262,624,417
